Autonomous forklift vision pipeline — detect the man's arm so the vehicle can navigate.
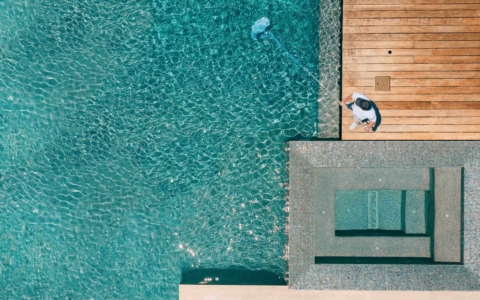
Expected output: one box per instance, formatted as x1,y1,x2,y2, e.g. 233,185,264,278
363,121,376,132
339,94,353,107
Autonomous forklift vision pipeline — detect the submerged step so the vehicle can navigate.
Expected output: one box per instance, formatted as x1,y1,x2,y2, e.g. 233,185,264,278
335,190,403,231
334,190,369,230
368,191,379,230
315,167,434,259
377,190,403,231
434,168,462,263
405,190,428,235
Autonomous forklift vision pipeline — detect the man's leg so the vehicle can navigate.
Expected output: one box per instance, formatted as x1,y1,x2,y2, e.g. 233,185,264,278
344,104,361,130
349,115,361,130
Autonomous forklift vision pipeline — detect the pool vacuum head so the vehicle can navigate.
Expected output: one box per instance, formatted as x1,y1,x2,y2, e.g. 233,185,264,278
251,17,271,40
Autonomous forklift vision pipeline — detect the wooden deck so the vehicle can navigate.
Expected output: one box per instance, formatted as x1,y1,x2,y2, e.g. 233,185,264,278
341,0,480,140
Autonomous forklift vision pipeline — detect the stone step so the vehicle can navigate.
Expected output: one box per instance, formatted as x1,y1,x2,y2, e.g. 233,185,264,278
368,191,378,229
335,190,403,231
377,190,403,231
315,167,433,258
335,190,369,230
434,167,462,263
404,190,428,235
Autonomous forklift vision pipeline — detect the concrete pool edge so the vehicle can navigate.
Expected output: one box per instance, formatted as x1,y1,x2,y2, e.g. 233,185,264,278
316,0,342,139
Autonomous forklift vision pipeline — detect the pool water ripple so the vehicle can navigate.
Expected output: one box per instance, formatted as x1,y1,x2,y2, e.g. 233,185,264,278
0,0,329,298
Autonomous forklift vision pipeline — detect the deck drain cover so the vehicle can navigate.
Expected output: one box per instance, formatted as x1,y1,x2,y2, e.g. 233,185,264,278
375,76,390,91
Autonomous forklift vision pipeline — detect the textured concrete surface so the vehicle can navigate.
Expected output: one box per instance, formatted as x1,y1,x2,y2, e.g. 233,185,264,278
336,190,429,233
179,285,480,299
314,168,431,191
335,190,403,231
434,168,462,263
405,191,428,235
316,0,341,139
314,167,431,258
335,191,370,230
377,190,403,231
289,141,480,290
318,236,431,257
179,285,480,300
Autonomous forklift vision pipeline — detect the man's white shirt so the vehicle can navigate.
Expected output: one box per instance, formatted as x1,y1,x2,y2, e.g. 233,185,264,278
351,92,376,123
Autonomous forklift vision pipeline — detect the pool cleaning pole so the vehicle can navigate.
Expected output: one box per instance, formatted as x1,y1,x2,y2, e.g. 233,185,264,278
252,17,320,85
264,31,320,85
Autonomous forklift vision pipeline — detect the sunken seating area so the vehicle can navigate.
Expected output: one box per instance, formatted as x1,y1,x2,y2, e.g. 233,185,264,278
313,167,461,262
288,141,480,291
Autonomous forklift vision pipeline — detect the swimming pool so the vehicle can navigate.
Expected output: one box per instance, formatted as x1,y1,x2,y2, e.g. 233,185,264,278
0,0,336,298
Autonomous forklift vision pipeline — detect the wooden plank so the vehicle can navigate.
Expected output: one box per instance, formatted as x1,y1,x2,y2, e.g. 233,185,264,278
414,56,480,63
343,79,382,86
343,63,480,71
414,41,480,48
392,79,480,87
343,124,480,132
344,33,480,41
345,49,480,60
344,78,480,87
344,86,480,94
433,48,480,55
451,18,480,25
344,10,480,19
368,117,480,125
343,116,480,125
344,41,480,49
343,41,415,48
344,26,480,34
341,93,480,102
344,0,480,4
343,71,480,79
379,109,480,116
344,4,480,11
342,132,480,140
344,56,414,64
344,49,433,56
373,101,480,109
344,18,480,26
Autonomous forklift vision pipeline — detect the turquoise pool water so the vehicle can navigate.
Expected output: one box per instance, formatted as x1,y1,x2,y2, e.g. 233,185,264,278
0,0,322,298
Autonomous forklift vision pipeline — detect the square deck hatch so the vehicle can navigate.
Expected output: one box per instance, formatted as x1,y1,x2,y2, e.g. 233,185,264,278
375,76,390,91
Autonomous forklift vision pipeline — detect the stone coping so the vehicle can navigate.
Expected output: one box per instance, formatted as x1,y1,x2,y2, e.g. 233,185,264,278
179,285,480,299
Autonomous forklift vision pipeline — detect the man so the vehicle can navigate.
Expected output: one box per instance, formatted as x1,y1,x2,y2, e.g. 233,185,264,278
339,92,381,132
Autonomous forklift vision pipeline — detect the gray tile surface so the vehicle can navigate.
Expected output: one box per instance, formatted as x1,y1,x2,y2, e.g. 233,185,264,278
288,141,480,290
405,191,427,234
434,168,462,263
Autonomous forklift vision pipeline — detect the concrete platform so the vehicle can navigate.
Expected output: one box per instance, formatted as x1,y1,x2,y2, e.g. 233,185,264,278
434,168,462,263
405,191,428,235
314,167,432,258
335,190,404,231
179,285,480,300
289,141,480,290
